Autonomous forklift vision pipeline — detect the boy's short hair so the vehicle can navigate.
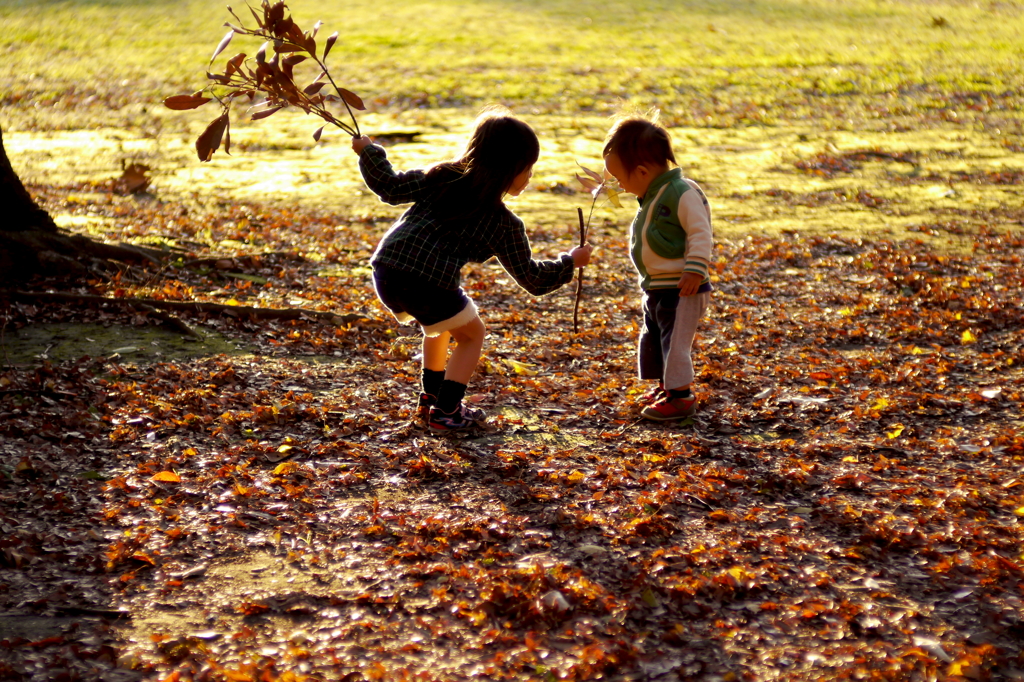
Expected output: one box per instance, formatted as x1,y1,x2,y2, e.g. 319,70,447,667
603,117,676,176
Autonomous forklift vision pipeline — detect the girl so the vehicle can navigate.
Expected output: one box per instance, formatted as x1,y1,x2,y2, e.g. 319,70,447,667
352,108,593,433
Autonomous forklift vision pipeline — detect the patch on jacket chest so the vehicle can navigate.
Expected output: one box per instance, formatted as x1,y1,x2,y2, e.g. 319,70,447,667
656,204,672,218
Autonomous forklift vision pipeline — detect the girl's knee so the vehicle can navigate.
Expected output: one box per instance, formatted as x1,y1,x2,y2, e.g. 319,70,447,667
452,316,485,344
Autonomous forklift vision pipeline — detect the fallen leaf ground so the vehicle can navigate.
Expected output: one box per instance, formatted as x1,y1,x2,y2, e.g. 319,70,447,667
2,174,1023,680
3,1,1024,678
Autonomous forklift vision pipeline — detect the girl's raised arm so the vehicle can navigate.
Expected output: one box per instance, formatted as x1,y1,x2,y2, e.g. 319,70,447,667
357,143,431,206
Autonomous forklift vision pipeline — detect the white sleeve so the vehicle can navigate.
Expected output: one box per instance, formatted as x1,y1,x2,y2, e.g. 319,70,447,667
677,181,713,279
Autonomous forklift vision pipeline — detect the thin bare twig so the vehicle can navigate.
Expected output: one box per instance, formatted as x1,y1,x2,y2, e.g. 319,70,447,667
572,165,619,334
572,207,586,334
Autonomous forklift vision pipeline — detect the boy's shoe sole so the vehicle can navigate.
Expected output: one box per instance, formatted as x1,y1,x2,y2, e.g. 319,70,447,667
640,397,697,421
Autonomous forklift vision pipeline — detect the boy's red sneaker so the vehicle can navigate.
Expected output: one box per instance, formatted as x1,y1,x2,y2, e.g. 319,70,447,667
428,403,486,433
641,393,697,421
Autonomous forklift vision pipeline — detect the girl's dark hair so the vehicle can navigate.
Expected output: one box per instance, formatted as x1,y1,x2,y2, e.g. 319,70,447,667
602,116,676,176
427,107,539,218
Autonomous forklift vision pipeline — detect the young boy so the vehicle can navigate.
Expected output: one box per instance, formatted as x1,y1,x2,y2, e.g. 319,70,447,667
603,116,713,420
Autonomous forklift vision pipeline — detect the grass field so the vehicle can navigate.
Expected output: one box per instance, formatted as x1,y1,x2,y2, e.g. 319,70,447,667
3,0,1024,249
3,0,1023,117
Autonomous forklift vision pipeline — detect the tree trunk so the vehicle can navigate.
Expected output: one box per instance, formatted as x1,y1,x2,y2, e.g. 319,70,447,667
0,124,161,284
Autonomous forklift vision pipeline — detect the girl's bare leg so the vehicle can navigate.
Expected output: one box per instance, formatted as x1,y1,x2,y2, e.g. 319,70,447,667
422,331,450,373
444,316,485,385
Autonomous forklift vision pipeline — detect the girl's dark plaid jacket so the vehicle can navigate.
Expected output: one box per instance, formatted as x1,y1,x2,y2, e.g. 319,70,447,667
359,144,575,295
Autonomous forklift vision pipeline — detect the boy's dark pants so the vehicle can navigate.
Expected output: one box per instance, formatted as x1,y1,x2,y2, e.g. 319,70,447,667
638,288,711,391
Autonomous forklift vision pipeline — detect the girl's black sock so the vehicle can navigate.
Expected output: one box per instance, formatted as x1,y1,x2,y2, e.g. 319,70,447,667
436,379,468,414
668,388,693,400
421,368,445,399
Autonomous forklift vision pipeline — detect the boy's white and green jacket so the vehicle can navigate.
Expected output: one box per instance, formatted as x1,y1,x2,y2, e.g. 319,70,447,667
629,168,714,291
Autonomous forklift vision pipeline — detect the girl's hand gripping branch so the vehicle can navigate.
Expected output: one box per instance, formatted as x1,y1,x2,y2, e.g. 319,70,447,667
570,243,594,268
352,135,374,155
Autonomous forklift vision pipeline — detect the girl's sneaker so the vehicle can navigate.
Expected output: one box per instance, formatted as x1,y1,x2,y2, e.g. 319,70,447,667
641,393,697,421
428,403,486,433
416,393,436,422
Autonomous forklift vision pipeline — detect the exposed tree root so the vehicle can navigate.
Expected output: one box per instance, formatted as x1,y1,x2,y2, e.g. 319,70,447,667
9,291,369,328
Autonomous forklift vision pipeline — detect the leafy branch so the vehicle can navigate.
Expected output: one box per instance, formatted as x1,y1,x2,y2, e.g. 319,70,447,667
572,165,622,334
164,0,366,162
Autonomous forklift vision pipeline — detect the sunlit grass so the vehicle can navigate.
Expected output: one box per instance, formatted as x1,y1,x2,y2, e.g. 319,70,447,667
4,0,1023,252
2,0,1022,130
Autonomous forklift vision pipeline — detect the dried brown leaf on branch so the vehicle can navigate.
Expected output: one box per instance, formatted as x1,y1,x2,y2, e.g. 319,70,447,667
195,111,230,162
163,0,366,161
163,93,213,110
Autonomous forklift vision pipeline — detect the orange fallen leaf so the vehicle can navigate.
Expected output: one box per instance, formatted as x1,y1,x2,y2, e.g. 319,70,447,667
151,471,181,483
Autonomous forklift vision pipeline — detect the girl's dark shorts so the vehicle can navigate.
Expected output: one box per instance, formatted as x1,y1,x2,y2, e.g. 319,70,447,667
372,264,473,328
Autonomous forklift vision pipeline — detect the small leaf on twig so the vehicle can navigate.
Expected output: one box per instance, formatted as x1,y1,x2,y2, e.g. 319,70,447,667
576,164,622,207
265,1,286,32
164,94,212,110
338,88,366,111
281,54,306,78
313,125,324,142
196,111,230,162
249,4,264,29
606,185,623,208
324,31,338,60
224,52,247,78
210,29,234,64
251,105,284,120
273,40,304,54
578,164,604,183
205,70,231,85
575,173,601,193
